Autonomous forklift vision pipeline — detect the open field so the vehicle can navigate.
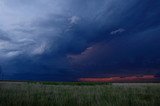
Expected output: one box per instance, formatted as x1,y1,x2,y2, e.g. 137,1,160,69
0,82,160,106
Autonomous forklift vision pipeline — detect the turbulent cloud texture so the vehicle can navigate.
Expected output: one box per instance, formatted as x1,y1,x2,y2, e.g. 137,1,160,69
0,0,160,81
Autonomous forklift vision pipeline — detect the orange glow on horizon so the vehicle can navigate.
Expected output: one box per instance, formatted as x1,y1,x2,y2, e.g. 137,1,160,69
79,75,156,82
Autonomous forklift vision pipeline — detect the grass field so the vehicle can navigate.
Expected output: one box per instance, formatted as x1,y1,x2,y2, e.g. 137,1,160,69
0,82,160,106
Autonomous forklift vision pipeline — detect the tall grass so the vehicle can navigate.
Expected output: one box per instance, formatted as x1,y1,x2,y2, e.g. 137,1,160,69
0,82,160,106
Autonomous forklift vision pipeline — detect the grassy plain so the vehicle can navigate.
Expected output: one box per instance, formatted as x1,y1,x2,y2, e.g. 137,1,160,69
0,82,160,106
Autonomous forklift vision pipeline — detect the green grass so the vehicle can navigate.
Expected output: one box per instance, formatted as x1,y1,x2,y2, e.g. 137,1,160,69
0,82,160,106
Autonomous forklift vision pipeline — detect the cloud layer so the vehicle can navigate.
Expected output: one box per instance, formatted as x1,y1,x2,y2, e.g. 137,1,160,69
0,0,160,81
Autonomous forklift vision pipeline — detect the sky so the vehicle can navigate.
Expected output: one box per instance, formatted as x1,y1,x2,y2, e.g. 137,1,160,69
0,0,160,81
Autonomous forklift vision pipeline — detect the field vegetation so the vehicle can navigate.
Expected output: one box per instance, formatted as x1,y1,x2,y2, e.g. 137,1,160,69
0,82,160,106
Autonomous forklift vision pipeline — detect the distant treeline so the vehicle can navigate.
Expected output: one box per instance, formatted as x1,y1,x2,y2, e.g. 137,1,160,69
28,81,112,86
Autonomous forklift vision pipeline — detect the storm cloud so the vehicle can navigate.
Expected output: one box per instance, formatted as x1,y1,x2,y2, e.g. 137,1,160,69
0,0,160,81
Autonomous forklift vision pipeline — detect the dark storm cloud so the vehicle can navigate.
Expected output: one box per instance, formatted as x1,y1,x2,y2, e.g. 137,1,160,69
0,0,160,80
67,0,160,76
70,26,160,74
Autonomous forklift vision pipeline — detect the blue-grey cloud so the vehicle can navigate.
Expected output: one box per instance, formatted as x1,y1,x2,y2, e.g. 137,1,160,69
0,0,160,81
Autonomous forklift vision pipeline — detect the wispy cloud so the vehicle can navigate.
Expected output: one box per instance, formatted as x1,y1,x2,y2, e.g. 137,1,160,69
110,28,125,35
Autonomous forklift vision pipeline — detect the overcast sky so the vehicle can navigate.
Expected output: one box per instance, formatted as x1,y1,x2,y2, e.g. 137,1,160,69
0,0,160,81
